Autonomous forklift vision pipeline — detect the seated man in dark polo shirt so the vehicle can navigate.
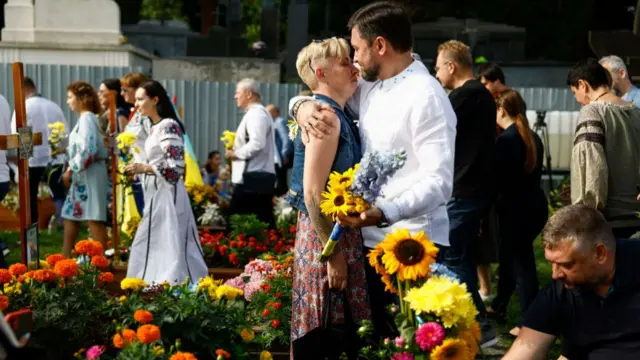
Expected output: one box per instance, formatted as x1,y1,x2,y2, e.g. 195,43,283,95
503,204,640,360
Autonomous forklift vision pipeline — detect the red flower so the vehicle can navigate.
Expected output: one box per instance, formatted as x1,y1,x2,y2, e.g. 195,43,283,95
248,236,256,242
274,292,281,298
273,302,282,309
261,283,271,292
0,270,12,284
230,241,237,248
237,234,246,242
228,253,239,266
271,320,280,328
289,225,297,233
8,263,27,277
262,309,270,317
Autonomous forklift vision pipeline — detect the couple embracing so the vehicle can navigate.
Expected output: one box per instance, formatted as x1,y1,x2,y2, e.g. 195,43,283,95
285,2,459,359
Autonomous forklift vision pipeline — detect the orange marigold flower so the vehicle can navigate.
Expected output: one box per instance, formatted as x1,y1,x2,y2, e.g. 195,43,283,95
134,309,154,324
53,259,79,278
75,240,104,257
170,352,198,360
122,329,136,343
31,269,58,283
0,295,9,311
98,272,114,283
91,255,109,269
215,349,231,359
112,334,124,349
0,269,12,284
46,254,65,267
137,324,161,344
8,263,27,277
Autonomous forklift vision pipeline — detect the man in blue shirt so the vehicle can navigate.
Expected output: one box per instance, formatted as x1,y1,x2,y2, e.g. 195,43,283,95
267,104,293,196
600,55,640,107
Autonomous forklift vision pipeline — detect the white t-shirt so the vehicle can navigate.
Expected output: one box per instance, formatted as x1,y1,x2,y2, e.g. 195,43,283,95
0,94,11,183
11,95,68,167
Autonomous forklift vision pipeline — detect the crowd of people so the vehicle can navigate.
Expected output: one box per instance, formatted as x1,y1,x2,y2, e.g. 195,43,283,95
1,1,640,359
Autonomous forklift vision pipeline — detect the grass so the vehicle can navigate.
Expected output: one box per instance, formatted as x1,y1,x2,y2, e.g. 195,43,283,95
0,229,560,358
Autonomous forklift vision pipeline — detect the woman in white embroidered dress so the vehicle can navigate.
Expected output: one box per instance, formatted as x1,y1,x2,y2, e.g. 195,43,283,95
124,80,207,285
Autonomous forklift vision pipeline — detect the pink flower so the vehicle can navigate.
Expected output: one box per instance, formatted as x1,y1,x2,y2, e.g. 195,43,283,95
86,345,105,359
384,338,391,345
391,352,414,360
415,322,446,351
394,336,405,348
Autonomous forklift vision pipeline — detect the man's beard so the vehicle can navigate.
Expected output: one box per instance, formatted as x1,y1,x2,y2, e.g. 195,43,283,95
563,272,607,291
360,62,381,82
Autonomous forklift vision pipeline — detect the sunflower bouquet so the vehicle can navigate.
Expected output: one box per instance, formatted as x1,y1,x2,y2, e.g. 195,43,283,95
48,121,67,156
318,149,407,262
115,131,139,188
359,228,480,360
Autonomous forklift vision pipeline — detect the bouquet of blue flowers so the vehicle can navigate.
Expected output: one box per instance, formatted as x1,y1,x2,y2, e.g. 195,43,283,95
318,149,407,262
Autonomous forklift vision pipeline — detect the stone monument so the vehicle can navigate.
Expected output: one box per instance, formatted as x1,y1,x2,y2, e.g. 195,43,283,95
0,0,154,71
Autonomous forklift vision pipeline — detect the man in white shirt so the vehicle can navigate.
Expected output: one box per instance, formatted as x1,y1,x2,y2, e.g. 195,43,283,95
226,78,277,228
599,55,640,107
11,78,69,227
289,1,456,341
0,93,12,263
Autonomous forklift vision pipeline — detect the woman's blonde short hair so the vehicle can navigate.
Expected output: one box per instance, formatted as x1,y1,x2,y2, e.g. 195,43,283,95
296,37,351,90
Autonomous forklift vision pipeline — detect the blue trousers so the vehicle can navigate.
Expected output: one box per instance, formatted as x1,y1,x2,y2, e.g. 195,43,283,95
439,196,491,317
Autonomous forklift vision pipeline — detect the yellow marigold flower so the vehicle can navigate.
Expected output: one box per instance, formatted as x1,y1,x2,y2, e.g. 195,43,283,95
119,295,127,303
215,285,243,301
121,278,147,291
404,276,478,329
153,346,165,356
260,350,273,360
240,328,255,342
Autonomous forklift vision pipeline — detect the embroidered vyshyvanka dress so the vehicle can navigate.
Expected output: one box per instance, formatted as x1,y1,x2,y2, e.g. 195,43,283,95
126,118,207,285
62,111,107,222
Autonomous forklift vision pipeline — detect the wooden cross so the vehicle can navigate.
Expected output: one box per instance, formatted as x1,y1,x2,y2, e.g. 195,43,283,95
107,90,121,260
0,63,43,264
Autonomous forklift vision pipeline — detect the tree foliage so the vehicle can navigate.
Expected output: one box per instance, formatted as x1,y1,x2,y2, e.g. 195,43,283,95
139,0,186,23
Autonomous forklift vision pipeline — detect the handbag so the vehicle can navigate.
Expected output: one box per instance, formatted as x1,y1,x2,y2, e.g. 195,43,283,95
241,107,277,195
321,285,360,360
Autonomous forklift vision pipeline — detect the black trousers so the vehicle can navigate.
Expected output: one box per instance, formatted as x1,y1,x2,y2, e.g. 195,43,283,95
275,164,289,197
491,200,548,320
28,166,47,225
228,184,275,229
292,326,360,360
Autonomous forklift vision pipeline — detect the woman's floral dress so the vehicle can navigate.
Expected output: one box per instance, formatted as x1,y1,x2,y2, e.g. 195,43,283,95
62,111,107,222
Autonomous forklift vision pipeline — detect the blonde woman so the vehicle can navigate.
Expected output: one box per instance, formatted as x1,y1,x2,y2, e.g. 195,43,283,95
62,82,108,257
285,38,370,359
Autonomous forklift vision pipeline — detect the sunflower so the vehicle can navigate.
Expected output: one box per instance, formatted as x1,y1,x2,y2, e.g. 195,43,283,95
367,244,385,275
458,329,479,359
319,187,355,220
380,229,439,281
380,273,398,294
429,338,470,360
327,166,357,190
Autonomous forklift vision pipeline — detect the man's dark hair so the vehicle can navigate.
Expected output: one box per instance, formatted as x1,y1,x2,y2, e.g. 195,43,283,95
542,204,616,252
477,63,505,84
567,58,610,89
347,1,413,53
23,77,36,91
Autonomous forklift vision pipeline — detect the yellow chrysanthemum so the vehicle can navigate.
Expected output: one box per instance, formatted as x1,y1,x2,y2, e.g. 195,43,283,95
379,229,439,281
215,285,243,300
327,166,356,190
240,328,255,342
220,130,236,150
120,278,147,291
116,132,137,148
429,338,470,360
404,276,478,329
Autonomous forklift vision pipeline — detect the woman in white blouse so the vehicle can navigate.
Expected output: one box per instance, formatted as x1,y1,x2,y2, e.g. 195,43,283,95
123,80,207,285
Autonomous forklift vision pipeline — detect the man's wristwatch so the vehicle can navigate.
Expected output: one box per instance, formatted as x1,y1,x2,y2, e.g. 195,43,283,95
377,209,390,228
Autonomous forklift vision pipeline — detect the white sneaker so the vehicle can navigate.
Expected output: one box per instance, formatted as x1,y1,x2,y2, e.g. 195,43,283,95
479,292,494,302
